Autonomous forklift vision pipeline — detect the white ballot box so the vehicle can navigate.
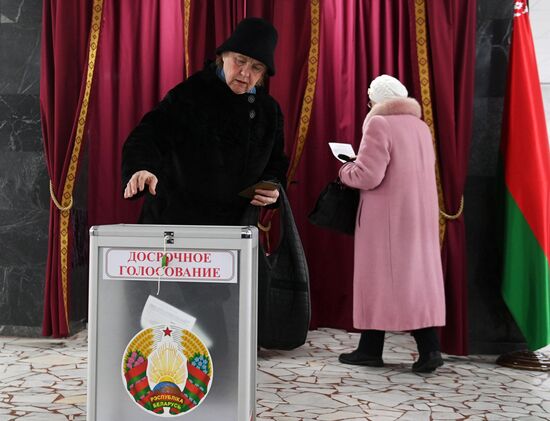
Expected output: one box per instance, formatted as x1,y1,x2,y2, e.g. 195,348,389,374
87,224,258,420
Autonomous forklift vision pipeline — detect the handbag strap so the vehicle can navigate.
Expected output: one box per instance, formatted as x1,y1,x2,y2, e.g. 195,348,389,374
240,185,301,257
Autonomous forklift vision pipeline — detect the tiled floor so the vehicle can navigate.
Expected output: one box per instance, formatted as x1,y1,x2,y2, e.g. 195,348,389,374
1,328,549,420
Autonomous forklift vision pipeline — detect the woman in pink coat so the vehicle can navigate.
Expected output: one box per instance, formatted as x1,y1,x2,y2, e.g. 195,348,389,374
338,75,445,373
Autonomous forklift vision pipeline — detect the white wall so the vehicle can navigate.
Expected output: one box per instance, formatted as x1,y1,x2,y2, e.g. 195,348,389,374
530,0,550,140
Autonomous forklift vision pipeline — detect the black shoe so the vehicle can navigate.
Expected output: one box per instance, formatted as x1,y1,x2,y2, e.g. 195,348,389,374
338,350,384,367
412,351,444,373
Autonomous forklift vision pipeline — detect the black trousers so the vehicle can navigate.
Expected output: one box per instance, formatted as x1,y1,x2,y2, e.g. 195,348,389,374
358,327,440,357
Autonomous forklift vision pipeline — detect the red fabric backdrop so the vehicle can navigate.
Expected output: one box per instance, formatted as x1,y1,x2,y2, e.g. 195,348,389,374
426,0,476,354
42,0,475,354
87,0,184,226
184,0,245,77
40,0,96,337
291,0,417,331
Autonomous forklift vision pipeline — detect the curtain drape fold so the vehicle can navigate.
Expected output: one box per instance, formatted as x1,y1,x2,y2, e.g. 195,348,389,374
183,0,245,78
87,0,184,227
41,1,476,354
295,0,417,332
425,0,476,355
41,0,103,337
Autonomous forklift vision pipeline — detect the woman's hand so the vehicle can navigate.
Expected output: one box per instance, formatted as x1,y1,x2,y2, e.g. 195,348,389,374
251,188,279,207
124,170,158,199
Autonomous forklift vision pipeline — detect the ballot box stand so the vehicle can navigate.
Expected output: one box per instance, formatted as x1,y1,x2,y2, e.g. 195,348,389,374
87,224,258,421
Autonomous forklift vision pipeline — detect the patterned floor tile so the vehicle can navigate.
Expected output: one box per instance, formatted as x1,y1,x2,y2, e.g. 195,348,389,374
0,329,549,420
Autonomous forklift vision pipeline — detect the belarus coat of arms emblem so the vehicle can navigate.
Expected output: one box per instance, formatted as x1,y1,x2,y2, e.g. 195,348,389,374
121,324,213,416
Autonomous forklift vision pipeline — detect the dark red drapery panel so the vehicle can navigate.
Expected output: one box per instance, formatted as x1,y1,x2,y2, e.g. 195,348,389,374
245,1,314,250
296,0,416,330
425,0,476,355
46,0,476,351
295,0,475,355
250,1,313,162
41,0,98,337
87,0,314,232
183,0,244,78
87,0,184,226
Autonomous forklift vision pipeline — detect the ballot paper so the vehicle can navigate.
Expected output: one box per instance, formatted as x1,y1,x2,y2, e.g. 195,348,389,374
328,142,356,162
141,294,196,330
140,295,213,348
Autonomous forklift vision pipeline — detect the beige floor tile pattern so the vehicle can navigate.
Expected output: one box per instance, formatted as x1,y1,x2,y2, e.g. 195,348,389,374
0,328,549,420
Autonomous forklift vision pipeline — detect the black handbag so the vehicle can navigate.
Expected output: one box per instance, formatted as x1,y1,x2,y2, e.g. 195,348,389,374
308,178,359,235
241,187,311,350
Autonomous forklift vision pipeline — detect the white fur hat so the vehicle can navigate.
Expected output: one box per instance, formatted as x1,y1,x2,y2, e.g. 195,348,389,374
368,74,408,104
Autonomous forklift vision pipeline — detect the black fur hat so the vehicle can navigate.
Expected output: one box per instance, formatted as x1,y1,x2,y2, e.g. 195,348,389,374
216,17,278,76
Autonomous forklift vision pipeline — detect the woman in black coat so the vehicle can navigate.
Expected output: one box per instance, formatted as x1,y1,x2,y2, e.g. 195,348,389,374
122,17,289,225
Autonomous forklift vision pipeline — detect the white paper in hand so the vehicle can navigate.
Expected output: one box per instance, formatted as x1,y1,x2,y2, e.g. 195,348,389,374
329,142,356,162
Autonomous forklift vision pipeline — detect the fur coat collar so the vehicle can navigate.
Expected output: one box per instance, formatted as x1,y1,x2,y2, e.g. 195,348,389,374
364,97,421,125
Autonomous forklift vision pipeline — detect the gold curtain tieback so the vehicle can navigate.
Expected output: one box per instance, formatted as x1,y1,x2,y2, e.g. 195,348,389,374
257,220,271,232
440,195,464,220
257,220,272,253
49,181,73,211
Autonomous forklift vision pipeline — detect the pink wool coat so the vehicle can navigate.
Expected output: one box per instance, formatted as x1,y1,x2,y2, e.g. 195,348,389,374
339,98,445,331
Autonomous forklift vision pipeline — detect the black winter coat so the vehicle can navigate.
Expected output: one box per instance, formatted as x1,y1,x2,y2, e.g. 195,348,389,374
122,63,289,225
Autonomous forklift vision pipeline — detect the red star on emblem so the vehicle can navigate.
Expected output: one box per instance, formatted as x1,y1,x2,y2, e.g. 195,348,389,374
163,327,172,336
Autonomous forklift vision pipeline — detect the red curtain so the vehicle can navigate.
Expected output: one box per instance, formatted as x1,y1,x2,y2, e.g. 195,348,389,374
245,1,315,249
42,1,475,352
87,0,184,226
40,0,99,337
287,0,475,355
86,0,315,231
184,0,245,77
426,0,476,355
250,1,313,164
295,0,417,331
